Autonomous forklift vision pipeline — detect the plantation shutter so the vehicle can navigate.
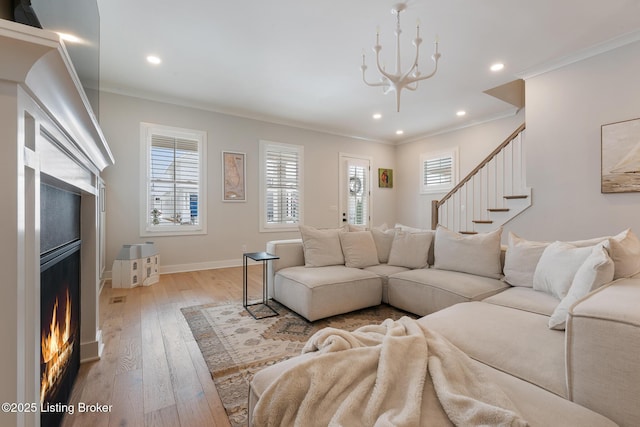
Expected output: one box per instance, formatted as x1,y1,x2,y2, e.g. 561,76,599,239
265,146,300,225
149,134,200,227
421,152,455,193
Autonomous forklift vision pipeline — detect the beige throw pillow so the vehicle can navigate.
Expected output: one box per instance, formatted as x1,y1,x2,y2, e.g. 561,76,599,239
371,226,396,263
503,232,549,287
433,226,503,279
387,231,432,269
606,228,640,279
339,231,380,269
533,242,594,299
548,244,614,330
299,225,344,267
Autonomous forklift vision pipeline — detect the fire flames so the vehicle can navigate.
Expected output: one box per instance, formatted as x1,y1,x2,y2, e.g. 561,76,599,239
40,289,74,404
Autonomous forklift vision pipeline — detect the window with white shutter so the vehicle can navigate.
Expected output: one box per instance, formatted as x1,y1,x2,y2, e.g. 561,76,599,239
420,149,458,194
259,140,304,231
140,123,207,236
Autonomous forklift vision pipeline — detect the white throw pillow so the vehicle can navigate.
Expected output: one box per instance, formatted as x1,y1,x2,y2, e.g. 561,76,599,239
371,226,396,263
433,226,503,279
606,228,640,279
339,231,380,269
299,225,345,267
387,231,432,269
532,242,594,299
548,244,614,330
503,232,550,287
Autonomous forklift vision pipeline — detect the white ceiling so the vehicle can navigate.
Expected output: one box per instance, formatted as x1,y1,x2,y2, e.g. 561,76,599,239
44,1,640,143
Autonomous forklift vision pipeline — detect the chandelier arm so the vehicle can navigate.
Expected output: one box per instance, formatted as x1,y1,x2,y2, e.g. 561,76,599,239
405,61,438,84
374,46,397,82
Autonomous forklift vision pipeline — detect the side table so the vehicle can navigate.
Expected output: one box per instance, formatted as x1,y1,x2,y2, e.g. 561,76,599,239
243,252,280,319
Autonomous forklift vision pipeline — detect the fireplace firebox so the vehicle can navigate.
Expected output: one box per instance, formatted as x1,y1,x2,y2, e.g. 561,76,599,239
40,183,81,427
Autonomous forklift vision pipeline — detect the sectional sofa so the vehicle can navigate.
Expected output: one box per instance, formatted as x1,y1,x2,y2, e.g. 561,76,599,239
249,225,640,426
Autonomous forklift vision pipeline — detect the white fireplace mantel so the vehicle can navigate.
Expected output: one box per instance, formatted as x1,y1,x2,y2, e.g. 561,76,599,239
0,19,114,427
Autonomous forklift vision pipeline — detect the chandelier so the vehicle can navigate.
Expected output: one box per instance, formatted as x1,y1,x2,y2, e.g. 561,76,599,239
361,2,441,112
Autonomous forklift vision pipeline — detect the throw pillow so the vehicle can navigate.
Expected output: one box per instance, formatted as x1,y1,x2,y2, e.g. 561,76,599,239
532,242,594,299
339,231,380,269
433,226,503,279
387,231,433,269
606,228,640,279
371,226,396,263
299,225,344,267
503,232,550,287
548,244,614,330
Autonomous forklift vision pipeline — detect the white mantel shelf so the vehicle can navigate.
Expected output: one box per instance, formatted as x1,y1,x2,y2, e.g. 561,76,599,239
0,18,114,427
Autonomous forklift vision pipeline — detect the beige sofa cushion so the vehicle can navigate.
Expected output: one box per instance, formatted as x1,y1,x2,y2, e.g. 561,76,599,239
299,225,344,267
339,231,379,269
388,269,508,316
371,226,396,263
483,287,560,317
274,266,381,321
387,230,432,269
363,264,410,303
433,226,503,279
420,302,567,398
607,228,640,279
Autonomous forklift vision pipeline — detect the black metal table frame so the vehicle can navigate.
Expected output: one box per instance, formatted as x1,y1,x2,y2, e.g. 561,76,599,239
242,252,279,319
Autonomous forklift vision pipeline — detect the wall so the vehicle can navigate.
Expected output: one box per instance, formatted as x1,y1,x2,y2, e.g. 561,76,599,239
508,40,640,240
98,91,396,273
395,110,525,230
396,40,640,240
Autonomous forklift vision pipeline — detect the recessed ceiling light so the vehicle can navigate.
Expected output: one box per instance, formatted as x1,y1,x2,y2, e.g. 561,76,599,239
372,113,382,120
146,55,162,65
57,32,81,43
396,130,404,135
490,63,504,72
456,110,466,117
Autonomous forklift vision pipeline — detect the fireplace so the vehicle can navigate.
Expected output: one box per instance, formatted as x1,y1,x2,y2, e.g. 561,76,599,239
40,183,81,427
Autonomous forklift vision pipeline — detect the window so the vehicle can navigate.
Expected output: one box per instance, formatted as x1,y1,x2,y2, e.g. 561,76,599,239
259,140,303,232
420,148,458,194
140,123,207,236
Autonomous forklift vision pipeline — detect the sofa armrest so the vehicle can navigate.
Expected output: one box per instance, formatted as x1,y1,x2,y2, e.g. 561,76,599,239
566,277,640,427
266,239,304,297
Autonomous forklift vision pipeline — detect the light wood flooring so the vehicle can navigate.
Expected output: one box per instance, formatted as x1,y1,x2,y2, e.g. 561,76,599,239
62,265,265,427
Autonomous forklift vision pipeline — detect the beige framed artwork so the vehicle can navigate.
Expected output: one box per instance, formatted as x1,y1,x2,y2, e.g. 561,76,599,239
222,151,246,201
601,118,640,193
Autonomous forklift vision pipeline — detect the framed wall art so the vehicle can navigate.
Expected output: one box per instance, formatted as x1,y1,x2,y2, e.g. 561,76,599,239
378,168,393,188
601,118,640,193
222,151,246,201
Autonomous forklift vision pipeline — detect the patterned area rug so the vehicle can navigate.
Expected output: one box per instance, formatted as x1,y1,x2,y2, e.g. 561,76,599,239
181,301,416,427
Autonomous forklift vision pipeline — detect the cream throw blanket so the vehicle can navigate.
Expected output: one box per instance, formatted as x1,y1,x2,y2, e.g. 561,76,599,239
252,316,528,427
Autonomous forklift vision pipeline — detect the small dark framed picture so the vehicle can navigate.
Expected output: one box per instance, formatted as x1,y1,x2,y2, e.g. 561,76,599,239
378,168,393,188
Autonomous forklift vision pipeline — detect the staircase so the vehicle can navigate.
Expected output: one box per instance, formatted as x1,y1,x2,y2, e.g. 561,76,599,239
431,123,530,233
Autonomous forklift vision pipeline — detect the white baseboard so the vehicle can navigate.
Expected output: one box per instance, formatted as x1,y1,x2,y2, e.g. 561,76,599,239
102,258,243,279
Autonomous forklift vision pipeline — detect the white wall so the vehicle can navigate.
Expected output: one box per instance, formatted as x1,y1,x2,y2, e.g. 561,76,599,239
508,40,640,240
395,110,525,230
98,91,396,273
396,40,640,241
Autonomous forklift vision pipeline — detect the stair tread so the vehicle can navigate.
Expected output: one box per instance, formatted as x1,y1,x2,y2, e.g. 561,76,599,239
472,220,493,224
488,208,510,212
504,195,528,199
459,231,478,235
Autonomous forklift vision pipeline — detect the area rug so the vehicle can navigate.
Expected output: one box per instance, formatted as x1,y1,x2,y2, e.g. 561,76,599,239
181,301,416,427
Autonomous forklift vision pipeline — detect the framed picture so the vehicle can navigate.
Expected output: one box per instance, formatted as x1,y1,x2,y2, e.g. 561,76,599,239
601,118,640,193
378,168,393,188
222,151,246,201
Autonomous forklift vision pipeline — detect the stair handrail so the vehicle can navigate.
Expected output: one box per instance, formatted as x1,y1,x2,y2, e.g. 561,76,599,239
431,122,526,229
